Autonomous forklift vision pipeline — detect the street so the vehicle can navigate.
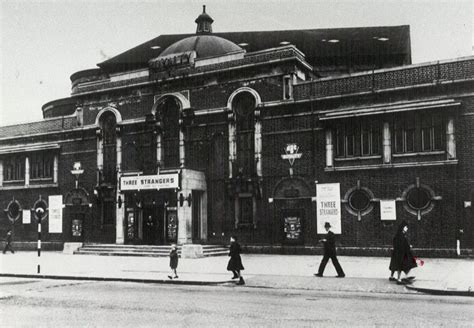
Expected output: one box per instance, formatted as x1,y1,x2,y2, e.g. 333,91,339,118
1,277,472,327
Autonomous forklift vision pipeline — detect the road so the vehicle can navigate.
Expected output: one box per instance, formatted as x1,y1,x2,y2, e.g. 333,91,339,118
1,277,473,327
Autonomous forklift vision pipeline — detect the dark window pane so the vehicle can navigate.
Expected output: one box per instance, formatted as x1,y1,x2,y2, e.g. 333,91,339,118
371,126,380,155
349,190,371,211
361,128,370,155
407,188,431,210
394,124,403,153
421,127,432,151
406,128,415,152
336,128,344,157
160,97,180,168
433,122,444,150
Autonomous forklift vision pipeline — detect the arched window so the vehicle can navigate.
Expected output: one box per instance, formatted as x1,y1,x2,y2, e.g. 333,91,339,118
100,111,117,184
156,96,180,168
233,92,256,177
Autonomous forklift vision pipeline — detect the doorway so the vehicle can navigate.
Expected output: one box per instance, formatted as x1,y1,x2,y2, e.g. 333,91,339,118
142,205,165,245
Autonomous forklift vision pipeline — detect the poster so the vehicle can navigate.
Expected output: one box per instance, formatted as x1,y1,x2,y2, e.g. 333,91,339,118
380,200,397,220
48,195,63,233
22,210,31,224
316,183,341,234
284,216,302,241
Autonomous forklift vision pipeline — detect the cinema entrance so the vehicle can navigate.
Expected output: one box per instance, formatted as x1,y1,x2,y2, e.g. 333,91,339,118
118,169,207,245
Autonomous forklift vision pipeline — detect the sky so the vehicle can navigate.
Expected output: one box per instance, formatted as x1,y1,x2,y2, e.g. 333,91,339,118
0,0,472,126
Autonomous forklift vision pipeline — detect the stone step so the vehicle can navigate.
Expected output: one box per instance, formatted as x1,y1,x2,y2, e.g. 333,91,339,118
74,244,228,258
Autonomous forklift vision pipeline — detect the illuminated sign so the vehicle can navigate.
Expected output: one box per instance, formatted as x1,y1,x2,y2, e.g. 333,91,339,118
149,51,195,71
120,174,179,191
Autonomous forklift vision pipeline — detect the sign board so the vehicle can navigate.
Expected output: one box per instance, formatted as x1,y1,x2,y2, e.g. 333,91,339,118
22,210,31,224
281,143,302,166
380,200,397,221
120,173,179,191
48,195,63,233
316,183,341,234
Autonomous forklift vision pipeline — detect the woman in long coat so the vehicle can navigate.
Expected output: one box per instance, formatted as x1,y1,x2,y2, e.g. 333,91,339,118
389,221,417,284
227,236,245,285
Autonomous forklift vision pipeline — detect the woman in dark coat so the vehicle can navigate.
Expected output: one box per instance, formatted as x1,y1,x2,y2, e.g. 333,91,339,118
227,236,245,285
168,244,178,279
389,221,417,284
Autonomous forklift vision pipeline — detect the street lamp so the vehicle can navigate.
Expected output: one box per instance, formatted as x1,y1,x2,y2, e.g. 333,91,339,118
71,162,84,189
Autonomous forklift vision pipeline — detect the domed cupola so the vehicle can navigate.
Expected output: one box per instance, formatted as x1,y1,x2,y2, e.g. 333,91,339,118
195,5,214,34
151,6,245,70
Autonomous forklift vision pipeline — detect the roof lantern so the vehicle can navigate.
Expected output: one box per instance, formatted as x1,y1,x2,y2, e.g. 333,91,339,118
195,5,214,34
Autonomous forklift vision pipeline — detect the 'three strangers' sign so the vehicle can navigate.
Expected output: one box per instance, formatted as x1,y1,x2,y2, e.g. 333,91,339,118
316,183,341,234
120,174,179,191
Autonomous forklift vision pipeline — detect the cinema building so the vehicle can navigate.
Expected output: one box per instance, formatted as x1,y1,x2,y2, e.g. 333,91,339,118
1,7,472,255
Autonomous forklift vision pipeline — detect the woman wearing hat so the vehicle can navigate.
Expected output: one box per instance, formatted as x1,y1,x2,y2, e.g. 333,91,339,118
315,222,345,278
389,221,417,284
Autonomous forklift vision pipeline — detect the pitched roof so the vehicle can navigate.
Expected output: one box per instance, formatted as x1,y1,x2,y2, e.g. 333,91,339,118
98,25,411,73
0,116,78,139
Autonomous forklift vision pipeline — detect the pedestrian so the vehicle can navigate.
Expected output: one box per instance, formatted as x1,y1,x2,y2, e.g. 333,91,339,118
168,244,179,279
389,221,417,284
227,236,245,285
314,222,345,278
3,230,15,254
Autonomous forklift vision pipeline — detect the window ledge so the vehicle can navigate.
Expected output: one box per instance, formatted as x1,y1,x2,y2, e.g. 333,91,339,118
392,151,445,157
335,155,382,161
325,159,458,172
0,183,58,190
30,178,54,182
3,180,25,184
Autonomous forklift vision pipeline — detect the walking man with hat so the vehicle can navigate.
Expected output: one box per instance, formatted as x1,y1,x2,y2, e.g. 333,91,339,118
315,222,345,278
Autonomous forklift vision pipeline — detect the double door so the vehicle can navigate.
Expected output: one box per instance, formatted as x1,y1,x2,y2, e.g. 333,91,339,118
126,205,177,245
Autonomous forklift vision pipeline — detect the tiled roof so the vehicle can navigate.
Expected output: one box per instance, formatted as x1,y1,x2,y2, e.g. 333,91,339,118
98,25,411,72
0,116,78,139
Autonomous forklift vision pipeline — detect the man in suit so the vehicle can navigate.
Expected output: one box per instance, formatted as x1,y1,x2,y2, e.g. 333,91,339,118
315,222,345,278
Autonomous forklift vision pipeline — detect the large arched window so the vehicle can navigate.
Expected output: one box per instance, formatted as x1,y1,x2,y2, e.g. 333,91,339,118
233,92,256,177
156,96,181,168
100,111,117,184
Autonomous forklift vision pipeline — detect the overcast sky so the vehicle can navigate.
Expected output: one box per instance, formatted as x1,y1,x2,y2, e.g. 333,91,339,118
0,0,472,126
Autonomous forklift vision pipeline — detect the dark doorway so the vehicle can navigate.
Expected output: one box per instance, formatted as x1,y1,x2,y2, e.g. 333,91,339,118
142,205,164,245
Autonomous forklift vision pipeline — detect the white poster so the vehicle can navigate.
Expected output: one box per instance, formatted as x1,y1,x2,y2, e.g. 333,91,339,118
316,183,341,234
48,195,63,233
22,210,31,224
380,200,397,221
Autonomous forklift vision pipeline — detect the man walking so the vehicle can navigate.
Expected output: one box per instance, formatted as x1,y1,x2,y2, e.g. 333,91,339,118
315,222,344,277
3,230,15,254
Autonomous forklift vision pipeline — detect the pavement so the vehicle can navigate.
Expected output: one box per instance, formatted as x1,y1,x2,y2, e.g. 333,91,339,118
0,252,472,297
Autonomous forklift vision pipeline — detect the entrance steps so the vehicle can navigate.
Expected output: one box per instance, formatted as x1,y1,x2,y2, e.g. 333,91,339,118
74,243,229,258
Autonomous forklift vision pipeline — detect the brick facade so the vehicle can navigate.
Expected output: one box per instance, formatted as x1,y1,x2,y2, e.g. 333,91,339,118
1,19,472,255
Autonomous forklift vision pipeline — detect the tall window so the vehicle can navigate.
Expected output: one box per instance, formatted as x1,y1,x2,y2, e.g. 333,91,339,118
233,92,256,176
30,152,54,180
336,120,380,158
157,97,180,168
421,114,444,151
3,155,25,181
394,112,445,154
101,112,117,184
